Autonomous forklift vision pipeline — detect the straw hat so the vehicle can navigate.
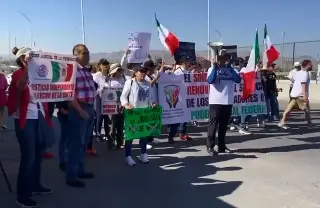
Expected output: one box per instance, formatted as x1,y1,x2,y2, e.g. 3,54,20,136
109,63,123,75
15,47,32,60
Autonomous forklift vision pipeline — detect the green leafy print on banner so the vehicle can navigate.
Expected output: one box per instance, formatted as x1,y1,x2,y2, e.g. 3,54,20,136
124,106,162,140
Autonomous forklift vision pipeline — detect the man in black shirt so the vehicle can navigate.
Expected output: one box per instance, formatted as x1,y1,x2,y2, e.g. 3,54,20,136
261,63,280,121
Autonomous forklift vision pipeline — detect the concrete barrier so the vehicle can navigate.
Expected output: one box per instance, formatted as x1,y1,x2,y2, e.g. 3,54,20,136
276,80,320,102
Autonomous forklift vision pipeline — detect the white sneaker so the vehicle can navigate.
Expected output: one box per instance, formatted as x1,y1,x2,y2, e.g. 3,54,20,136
238,128,252,135
138,153,149,164
146,144,152,150
230,126,236,131
126,156,136,167
277,122,289,129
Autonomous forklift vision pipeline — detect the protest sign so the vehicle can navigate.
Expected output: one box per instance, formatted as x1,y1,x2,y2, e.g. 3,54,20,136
28,52,77,102
232,72,267,117
101,87,123,115
124,107,162,140
184,72,209,121
158,73,189,125
174,42,196,65
127,32,151,63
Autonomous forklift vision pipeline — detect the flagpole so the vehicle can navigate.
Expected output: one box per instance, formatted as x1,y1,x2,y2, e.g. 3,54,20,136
207,0,210,60
80,0,86,44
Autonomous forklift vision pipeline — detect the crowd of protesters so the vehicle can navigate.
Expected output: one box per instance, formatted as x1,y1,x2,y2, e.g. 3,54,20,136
0,44,314,207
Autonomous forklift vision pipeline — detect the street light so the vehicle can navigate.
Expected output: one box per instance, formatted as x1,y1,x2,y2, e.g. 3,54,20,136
281,32,286,71
215,28,222,42
80,0,86,44
17,10,32,48
207,0,210,60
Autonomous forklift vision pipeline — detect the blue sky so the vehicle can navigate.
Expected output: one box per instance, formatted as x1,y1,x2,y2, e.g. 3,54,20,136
1,0,320,55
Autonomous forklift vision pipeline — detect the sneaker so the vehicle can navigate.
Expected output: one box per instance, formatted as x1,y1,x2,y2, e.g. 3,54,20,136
32,186,52,195
207,148,218,156
0,125,7,130
230,126,236,131
42,151,55,159
219,147,235,153
16,197,38,208
138,153,149,164
126,156,136,167
180,134,192,141
146,144,152,150
238,128,252,135
277,122,289,129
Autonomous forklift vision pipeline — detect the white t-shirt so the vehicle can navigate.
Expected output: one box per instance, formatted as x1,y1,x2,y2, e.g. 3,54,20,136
174,67,188,75
14,85,45,119
120,78,155,108
290,70,310,98
288,69,298,86
207,66,237,105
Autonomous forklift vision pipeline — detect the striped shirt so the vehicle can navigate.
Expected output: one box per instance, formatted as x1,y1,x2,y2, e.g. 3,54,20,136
75,67,96,104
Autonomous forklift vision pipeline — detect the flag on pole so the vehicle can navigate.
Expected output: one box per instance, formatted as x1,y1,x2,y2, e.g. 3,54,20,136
262,24,280,68
155,14,179,55
241,29,260,99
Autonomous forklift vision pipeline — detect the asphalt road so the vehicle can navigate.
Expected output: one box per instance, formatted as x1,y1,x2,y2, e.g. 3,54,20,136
0,100,320,208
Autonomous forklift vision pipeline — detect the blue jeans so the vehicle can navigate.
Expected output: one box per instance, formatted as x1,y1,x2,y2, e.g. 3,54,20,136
14,119,44,199
169,122,187,138
66,103,94,181
266,92,280,120
125,138,147,157
58,114,69,164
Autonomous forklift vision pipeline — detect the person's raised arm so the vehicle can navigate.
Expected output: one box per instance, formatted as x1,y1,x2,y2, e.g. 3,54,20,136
230,68,241,84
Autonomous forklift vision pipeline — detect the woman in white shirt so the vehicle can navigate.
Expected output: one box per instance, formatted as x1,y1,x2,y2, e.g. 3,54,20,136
106,63,126,149
93,59,110,143
120,67,157,166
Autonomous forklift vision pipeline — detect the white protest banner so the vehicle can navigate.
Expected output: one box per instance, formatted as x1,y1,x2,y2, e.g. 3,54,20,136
101,87,123,115
127,32,151,63
184,73,209,121
232,72,267,117
28,52,77,102
158,73,189,125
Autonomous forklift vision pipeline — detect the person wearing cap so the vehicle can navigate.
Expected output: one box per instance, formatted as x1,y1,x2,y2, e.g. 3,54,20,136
120,66,157,166
92,58,110,145
7,47,53,207
67,44,95,188
206,49,241,156
106,63,126,149
167,56,193,143
288,62,301,100
261,63,280,121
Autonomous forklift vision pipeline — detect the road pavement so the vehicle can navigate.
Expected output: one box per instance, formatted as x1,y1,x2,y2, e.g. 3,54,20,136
0,101,320,208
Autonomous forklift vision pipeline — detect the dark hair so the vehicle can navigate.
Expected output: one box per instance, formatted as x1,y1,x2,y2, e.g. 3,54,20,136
12,47,23,67
301,60,311,68
99,58,109,65
72,44,86,55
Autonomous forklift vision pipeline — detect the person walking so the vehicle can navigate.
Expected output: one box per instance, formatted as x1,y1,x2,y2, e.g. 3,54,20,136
0,70,8,129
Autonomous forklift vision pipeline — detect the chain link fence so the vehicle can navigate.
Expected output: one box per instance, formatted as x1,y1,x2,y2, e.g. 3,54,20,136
237,40,320,81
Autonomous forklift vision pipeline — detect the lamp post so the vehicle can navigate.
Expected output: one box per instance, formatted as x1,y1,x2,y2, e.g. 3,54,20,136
17,11,32,48
281,32,286,71
81,0,86,44
207,0,210,60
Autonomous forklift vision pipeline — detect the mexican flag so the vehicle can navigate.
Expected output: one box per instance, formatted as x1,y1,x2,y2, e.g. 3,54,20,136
262,24,279,68
155,14,179,55
51,61,74,83
241,29,260,99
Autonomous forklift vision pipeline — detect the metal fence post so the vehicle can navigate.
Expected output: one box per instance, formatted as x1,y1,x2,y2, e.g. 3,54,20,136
292,42,296,64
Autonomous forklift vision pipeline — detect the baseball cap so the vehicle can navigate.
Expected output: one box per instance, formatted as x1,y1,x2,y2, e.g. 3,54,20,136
99,58,109,65
293,62,301,67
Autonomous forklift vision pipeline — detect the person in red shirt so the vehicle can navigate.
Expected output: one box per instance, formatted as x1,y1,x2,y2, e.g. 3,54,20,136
7,47,53,208
0,70,8,129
